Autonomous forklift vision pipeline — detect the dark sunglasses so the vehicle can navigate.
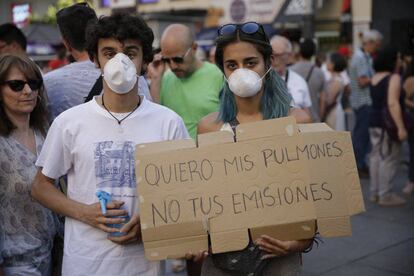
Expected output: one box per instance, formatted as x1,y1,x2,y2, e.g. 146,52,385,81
1,79,43,92
161,47,191,64
218,22,268,42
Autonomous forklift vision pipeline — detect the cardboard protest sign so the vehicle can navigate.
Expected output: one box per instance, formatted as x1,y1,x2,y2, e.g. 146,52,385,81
135,117,365,261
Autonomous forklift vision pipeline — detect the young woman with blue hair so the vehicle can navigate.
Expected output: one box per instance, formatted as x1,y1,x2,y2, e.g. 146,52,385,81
197,22,313,275
198,22,311,134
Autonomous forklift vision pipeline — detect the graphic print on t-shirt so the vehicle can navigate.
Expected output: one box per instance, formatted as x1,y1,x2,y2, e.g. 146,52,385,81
94,141,136,188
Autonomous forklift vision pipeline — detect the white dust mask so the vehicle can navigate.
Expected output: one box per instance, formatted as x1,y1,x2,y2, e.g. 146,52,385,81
103,53,137,94
227,68,271,98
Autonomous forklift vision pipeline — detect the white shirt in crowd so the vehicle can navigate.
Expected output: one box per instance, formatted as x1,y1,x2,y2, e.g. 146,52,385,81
281,69,312,109
36,96,189,276
321,63,350,87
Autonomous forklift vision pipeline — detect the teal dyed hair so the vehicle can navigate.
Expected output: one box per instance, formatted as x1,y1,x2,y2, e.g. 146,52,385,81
218,69,291,122
215,23,292,123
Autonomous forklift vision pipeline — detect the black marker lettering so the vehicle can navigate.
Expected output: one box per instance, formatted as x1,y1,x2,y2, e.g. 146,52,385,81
168,199,180,222
310,183,322,201
213,195,224,215
262,149,273,168
332,141,343,157
263,186,276,207
321,182,333,200
152,201,167,226
232,193,242,214
145,163,160,186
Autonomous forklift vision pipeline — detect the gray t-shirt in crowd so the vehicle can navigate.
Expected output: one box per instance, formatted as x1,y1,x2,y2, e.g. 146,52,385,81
44,60,151,121
291,60,326,121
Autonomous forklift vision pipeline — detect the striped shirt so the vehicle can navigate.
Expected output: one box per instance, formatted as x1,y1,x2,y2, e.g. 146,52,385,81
349,48,374,109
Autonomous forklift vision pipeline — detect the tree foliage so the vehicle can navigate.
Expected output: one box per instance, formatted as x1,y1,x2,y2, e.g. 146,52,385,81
31,0,94,24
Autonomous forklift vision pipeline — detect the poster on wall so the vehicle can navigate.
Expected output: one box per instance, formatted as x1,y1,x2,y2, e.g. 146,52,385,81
211,0,285,25
11,3,31,28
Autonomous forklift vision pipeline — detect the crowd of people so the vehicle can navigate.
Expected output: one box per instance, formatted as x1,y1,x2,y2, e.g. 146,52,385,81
0,2,413,276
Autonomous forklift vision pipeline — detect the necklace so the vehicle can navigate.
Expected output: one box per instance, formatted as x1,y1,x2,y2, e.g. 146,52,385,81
284,69,289,84
101,95,140,133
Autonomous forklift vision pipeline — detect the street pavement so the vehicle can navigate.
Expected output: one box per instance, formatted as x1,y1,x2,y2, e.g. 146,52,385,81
303,159,414,276
165,146,414,276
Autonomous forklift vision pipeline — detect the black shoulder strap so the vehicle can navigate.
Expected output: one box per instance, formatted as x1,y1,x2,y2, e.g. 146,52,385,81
384,74,392,106
228,118,240,142
305,65,315,82
84,75,103,102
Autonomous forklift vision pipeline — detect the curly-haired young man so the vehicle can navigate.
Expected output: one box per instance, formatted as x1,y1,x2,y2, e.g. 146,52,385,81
32,13,189,276
44,3,152,121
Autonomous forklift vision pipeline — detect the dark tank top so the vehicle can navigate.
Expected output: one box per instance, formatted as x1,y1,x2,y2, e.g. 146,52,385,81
370,74,405,128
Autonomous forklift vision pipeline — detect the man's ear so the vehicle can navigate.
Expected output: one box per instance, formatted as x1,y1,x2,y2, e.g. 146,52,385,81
62,39,71,52
93,55,101,69
10,41,23,52
94,59,100,69
192,42,198,52
140,63,148,75
270,54,276,65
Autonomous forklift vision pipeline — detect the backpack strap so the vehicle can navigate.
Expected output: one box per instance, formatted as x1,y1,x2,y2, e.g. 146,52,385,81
305,65,315,82
84,75,103,102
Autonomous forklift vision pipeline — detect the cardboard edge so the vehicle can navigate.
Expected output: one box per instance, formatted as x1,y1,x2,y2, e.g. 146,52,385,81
317,216,352,237
297,123,334,133
236,116,299,141
341,132,366,216
142,221,208,261
144,233,208,261
141,221,207,242
210,229,250,254
197,130,235,147
250,220,316,242
135,138,196,156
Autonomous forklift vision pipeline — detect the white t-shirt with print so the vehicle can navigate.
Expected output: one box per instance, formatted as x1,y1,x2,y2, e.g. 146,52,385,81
36,96,189,276
282,69,312,109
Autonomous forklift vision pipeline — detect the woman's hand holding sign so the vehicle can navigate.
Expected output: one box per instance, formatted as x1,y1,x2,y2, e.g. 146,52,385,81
185,250,209,262
256,235,313,259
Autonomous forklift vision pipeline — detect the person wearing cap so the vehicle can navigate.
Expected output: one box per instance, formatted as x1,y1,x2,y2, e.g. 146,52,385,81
349,29,381,178
43,2,151,122
31,13,189,276
148,24,224,139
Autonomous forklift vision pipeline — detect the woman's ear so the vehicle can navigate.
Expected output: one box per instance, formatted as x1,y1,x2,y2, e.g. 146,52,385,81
140,63,148,75
270,54,276,66
264,58,272,71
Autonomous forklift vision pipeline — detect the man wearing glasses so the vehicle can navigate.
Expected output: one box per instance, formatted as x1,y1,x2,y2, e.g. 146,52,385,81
149,24,224,139
270,35,313,120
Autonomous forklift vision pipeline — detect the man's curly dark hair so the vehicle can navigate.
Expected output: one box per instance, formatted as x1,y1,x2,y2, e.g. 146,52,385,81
85,13,154,67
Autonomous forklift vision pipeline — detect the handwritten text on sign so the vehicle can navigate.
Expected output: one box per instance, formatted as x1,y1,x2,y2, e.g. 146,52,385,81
137,139,344,227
